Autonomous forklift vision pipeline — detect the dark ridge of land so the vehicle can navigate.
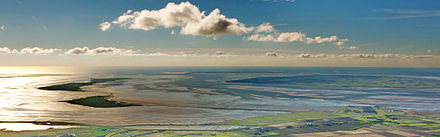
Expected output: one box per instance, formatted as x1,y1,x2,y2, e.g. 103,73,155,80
38,78,128,91
61,95,141,108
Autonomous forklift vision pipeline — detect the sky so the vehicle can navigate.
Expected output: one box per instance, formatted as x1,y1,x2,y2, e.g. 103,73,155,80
0,0,439,67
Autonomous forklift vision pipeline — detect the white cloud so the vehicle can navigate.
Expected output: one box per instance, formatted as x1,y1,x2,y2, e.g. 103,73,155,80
246,32,348,46
64,47,89,55
0,47,17,54
1,46,438,67
101,1,350,45
103,1,253,38
246,32,306,42
0,47,59,55
215,51,225,56
347,46,358,50
314,53,327,58
298,53,311,58
144,52,201,57
245,20,350,47
19,47,59,55
99,22,111,31
337,45,358,50
281,53,434,60
246,33,276,42
0,25,5,31
265,52,278,56
256,22,275,33
276,32,306,42
180,8,253,37
63,47,235,57
65,47,136,56
333,38,349,46
305,36,338,44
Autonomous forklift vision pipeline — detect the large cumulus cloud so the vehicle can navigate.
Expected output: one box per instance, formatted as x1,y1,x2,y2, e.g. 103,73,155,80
101,1,253,37
100,1,355,46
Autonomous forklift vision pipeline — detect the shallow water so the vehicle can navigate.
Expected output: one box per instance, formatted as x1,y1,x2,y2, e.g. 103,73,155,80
0,123,78,131
1,67,439,126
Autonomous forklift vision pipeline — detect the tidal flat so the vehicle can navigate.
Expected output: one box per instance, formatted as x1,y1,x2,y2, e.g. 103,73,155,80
1,67,440,132
2,106,439,136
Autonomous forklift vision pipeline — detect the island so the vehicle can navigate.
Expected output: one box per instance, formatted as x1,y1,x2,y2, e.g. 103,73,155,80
38,78,128,91
37,78,141,108
61,95,140,108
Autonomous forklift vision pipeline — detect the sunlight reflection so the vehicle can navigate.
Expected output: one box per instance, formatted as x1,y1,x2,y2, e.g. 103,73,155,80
0,66,93,122
0,66,82,75
0,123,77,131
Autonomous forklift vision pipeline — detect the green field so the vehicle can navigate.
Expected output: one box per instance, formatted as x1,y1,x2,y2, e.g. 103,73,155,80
2,106,439,137
333,106,440,134
211,111,339,126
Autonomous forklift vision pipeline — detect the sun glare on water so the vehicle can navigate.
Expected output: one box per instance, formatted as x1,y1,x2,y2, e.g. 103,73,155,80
0,66,87,131
0,66,78,75
0,123,77,131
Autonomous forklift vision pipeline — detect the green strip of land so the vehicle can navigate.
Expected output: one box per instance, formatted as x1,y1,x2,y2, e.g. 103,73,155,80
62,95,140,108
38,78,127,91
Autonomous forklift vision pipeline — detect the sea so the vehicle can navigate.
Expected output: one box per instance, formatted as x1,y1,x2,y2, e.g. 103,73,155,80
0,67,439,126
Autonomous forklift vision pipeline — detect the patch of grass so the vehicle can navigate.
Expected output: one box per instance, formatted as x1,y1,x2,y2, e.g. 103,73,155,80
424,129,440,132
38,78,127,91
334,106,440,136
157,131,251,137
3,106,438,137
62,95,140,108
212,111,339,126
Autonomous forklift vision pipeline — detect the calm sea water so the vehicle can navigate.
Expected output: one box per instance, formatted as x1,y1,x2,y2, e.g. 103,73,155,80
0,67,439,125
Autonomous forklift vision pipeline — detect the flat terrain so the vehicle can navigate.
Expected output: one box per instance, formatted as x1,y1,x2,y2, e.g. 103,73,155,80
2,106,439,137
227,74,440,88
2,68,440,136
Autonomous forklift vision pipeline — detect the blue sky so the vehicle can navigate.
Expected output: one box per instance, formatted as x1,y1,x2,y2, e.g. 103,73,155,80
0,0,439,67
